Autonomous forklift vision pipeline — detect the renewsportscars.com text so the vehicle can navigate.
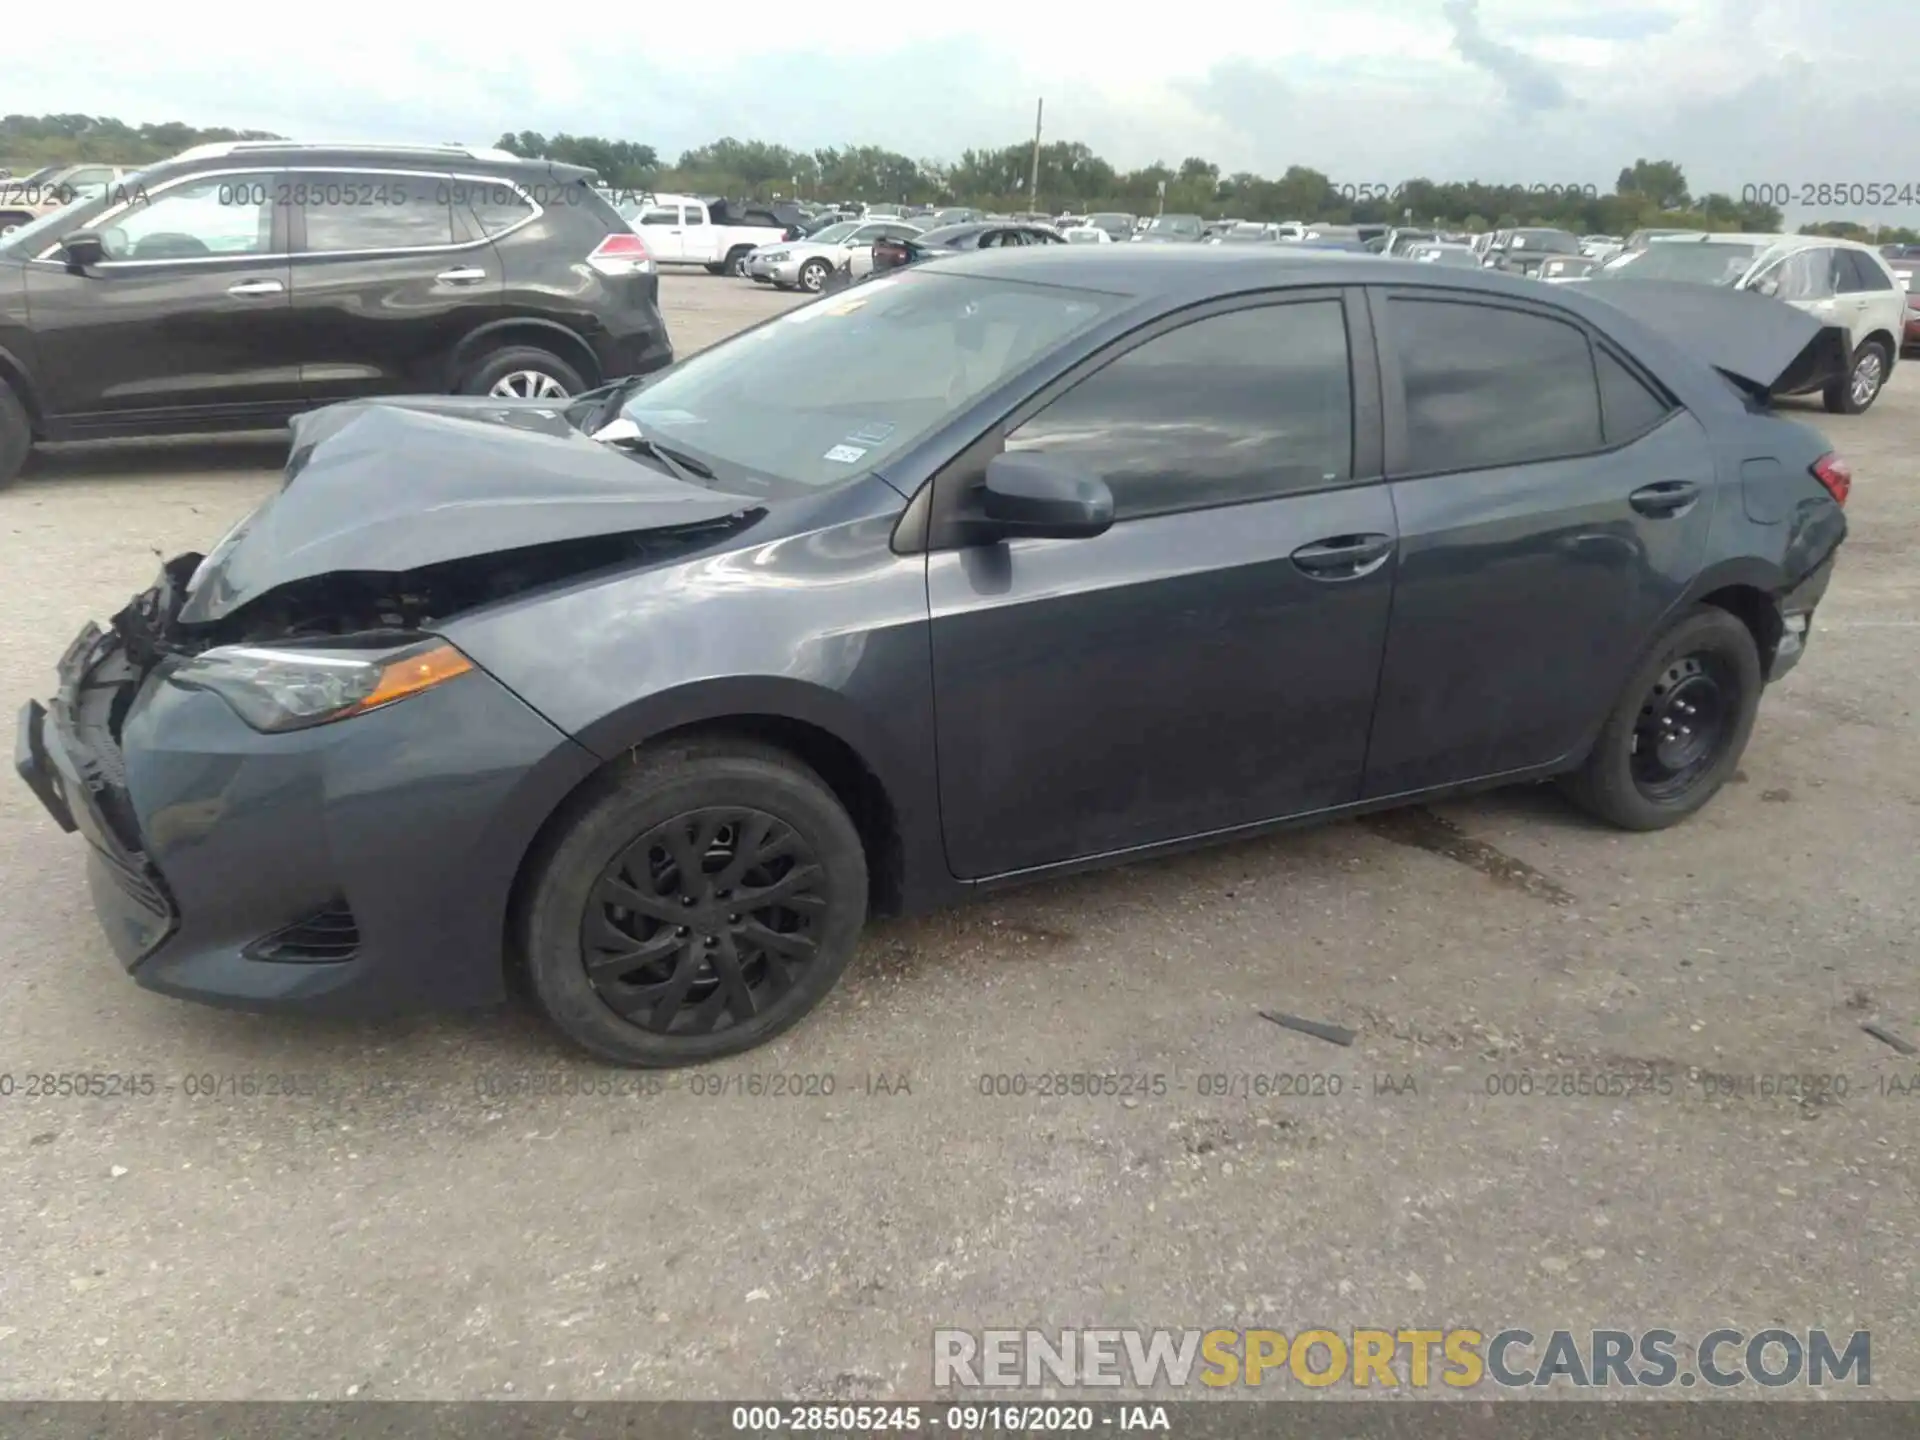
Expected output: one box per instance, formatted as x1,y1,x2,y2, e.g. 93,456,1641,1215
933,1327,1871,1390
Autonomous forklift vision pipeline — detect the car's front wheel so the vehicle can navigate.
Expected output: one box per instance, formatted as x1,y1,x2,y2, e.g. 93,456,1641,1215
1558,606,1763,830
457,345,587,401
520,738,869,1066
799,258,832,292
1824,338,1890,414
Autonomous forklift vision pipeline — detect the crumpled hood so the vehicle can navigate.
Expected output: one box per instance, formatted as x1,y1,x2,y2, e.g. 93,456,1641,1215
176,396,759,625
1579,279,1854,403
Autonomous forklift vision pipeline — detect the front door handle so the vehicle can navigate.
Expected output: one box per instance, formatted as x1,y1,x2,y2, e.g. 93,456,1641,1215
226,278,284,297
435,267,488,284
1291,533,1394,580
1629,480,1701,517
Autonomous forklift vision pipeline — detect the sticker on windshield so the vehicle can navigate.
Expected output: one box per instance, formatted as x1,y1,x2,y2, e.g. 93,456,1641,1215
823,444,868,464
845,421,895,445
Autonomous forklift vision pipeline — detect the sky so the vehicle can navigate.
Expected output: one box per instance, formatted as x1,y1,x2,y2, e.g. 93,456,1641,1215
6,0,1915,226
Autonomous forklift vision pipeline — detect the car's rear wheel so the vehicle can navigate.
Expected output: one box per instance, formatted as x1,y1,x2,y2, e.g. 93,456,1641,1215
799,258,832,292
724,245,754,277
1558,606,1763,830
0,379,32,490
1824,338,1889,414
457,345,587,401
520,738,869,1066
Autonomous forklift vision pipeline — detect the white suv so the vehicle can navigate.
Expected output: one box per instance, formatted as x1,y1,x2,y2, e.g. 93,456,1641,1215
1589,233,1904,412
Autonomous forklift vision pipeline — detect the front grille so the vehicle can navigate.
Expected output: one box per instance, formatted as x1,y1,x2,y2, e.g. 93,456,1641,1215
244,906,361,963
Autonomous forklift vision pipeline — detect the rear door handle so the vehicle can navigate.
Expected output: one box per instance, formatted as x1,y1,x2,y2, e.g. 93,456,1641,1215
1629,480,1701,517
1290,533,1394,580
226,279,284,297
435,267,488,284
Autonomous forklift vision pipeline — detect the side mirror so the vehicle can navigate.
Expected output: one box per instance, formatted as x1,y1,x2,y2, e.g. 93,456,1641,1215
60,231,106,270
977,452,1114,541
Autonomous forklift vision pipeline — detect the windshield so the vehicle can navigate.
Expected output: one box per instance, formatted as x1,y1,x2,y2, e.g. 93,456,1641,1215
1592,240,1762,286
802,221,859,245
0,196,95,255
0,162,164,257
619,273,1125,490
915,225,981,248
1226,223,1270,238
1508,230,1580,254
1148,214,1202,237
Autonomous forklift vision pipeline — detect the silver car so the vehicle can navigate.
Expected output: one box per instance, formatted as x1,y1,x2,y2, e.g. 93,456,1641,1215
745,219,925,292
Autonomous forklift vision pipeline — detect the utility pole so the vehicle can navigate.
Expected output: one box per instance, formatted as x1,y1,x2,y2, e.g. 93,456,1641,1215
1028,98,1043,214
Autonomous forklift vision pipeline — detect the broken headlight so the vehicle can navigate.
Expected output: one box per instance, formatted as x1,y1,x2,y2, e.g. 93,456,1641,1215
171,637,474,733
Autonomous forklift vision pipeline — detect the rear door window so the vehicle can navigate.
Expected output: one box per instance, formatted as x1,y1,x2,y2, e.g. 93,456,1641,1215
295,171,456,252
1386,297,1603,473
1835,249,1893,292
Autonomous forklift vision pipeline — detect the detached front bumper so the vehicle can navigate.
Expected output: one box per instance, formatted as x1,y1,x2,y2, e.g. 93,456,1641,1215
16,575,600,1016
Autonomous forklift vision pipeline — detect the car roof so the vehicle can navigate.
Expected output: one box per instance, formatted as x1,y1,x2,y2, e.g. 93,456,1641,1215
923,244,1570,299
1651,231,1880,254
144,143,596,184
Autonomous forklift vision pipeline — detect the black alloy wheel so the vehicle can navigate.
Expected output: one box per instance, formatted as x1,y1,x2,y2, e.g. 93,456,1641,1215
521,739,868,1065
583,806,828,1035
1558,606,1762,831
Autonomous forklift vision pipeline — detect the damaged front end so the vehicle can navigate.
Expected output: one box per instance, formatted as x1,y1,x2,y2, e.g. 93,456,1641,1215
17,504,757,993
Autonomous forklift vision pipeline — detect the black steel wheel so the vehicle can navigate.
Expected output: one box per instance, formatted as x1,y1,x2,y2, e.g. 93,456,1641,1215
521,739,868,1066
1559,606,1763,831
1628,654,1732,803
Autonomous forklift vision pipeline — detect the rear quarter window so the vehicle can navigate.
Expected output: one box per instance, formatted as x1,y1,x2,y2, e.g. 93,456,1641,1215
461,179,540,236
1595,347,1676,443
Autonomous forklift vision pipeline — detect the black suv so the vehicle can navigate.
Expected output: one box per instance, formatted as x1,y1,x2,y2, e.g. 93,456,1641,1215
0,142,673,486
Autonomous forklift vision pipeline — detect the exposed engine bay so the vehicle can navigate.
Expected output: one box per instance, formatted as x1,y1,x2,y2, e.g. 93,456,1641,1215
108,517,755,669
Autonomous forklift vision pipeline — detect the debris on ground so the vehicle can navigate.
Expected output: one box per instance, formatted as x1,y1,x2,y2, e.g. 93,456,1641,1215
1259,1011,1357,1047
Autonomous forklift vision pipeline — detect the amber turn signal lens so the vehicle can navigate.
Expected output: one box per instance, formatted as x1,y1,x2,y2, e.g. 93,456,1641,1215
348,643,474,716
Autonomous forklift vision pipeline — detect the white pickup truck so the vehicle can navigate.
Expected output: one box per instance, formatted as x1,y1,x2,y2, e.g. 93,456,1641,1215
619,192,797,276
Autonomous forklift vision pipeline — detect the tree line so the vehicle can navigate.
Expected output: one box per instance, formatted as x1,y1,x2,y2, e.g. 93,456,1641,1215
6,114,1918,243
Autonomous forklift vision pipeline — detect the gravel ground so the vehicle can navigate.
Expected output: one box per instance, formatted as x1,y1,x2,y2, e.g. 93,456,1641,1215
0,272,1913,1400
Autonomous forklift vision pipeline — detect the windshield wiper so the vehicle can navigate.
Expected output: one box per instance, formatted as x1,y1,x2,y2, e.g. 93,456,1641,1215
590,416,714,486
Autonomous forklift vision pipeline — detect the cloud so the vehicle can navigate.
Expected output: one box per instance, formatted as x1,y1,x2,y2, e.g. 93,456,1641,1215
1505,7,1679,41
1441,0,1572,110
4,0,1920,224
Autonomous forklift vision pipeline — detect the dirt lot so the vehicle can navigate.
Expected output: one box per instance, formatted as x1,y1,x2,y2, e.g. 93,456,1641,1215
0,272,1915,1400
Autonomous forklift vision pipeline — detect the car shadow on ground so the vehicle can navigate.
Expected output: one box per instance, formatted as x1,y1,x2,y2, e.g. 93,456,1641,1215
125,781,1609,1072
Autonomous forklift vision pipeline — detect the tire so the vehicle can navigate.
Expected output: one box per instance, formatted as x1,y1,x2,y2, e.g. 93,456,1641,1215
1557,606,1763,831
456,344,587,401
799,258,831,292
724,245,754,277
1823,338,1889,414
0,378,31,489
520,738,869,1067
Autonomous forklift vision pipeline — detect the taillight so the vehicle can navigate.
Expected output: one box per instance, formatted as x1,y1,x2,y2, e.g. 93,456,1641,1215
588,232,653,276
1811,452,1851,505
